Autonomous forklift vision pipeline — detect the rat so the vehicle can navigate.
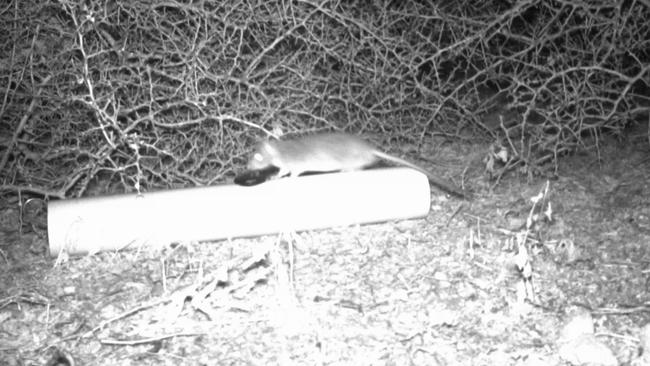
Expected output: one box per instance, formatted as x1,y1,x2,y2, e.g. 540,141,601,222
247,132,469,198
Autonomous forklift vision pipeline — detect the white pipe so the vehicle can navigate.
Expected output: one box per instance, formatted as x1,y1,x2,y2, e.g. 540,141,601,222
47,167,431,256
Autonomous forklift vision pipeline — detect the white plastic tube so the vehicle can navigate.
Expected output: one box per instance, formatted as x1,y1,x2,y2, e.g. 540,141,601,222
47,167,431,256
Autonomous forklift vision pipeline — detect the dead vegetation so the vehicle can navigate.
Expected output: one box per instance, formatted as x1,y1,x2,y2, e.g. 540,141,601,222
1,0,650,365
0,0,648,198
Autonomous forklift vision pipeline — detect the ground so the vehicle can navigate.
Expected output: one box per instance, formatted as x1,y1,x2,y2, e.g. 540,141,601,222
0,126,649,366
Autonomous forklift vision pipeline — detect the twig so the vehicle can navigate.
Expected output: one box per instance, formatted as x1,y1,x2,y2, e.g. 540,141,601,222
100,332,204,346
0,74,51,174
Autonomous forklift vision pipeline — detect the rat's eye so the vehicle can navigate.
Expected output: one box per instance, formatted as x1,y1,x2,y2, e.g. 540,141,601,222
254,153,263,161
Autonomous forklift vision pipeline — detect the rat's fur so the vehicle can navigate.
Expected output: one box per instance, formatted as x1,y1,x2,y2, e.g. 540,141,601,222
248,133,468,198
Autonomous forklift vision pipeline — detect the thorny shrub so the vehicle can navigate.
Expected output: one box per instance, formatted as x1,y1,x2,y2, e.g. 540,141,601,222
0,0,648,198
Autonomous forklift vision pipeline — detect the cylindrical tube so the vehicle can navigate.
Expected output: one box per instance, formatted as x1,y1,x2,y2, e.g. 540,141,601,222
47,167,431,256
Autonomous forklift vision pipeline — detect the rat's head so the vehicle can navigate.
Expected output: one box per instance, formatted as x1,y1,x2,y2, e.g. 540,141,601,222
247,141,278,170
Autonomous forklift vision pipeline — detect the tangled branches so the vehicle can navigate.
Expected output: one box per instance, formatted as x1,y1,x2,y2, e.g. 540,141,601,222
0,0,648,198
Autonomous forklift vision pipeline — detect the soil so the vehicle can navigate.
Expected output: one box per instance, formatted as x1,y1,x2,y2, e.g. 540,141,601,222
1,126,649,365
